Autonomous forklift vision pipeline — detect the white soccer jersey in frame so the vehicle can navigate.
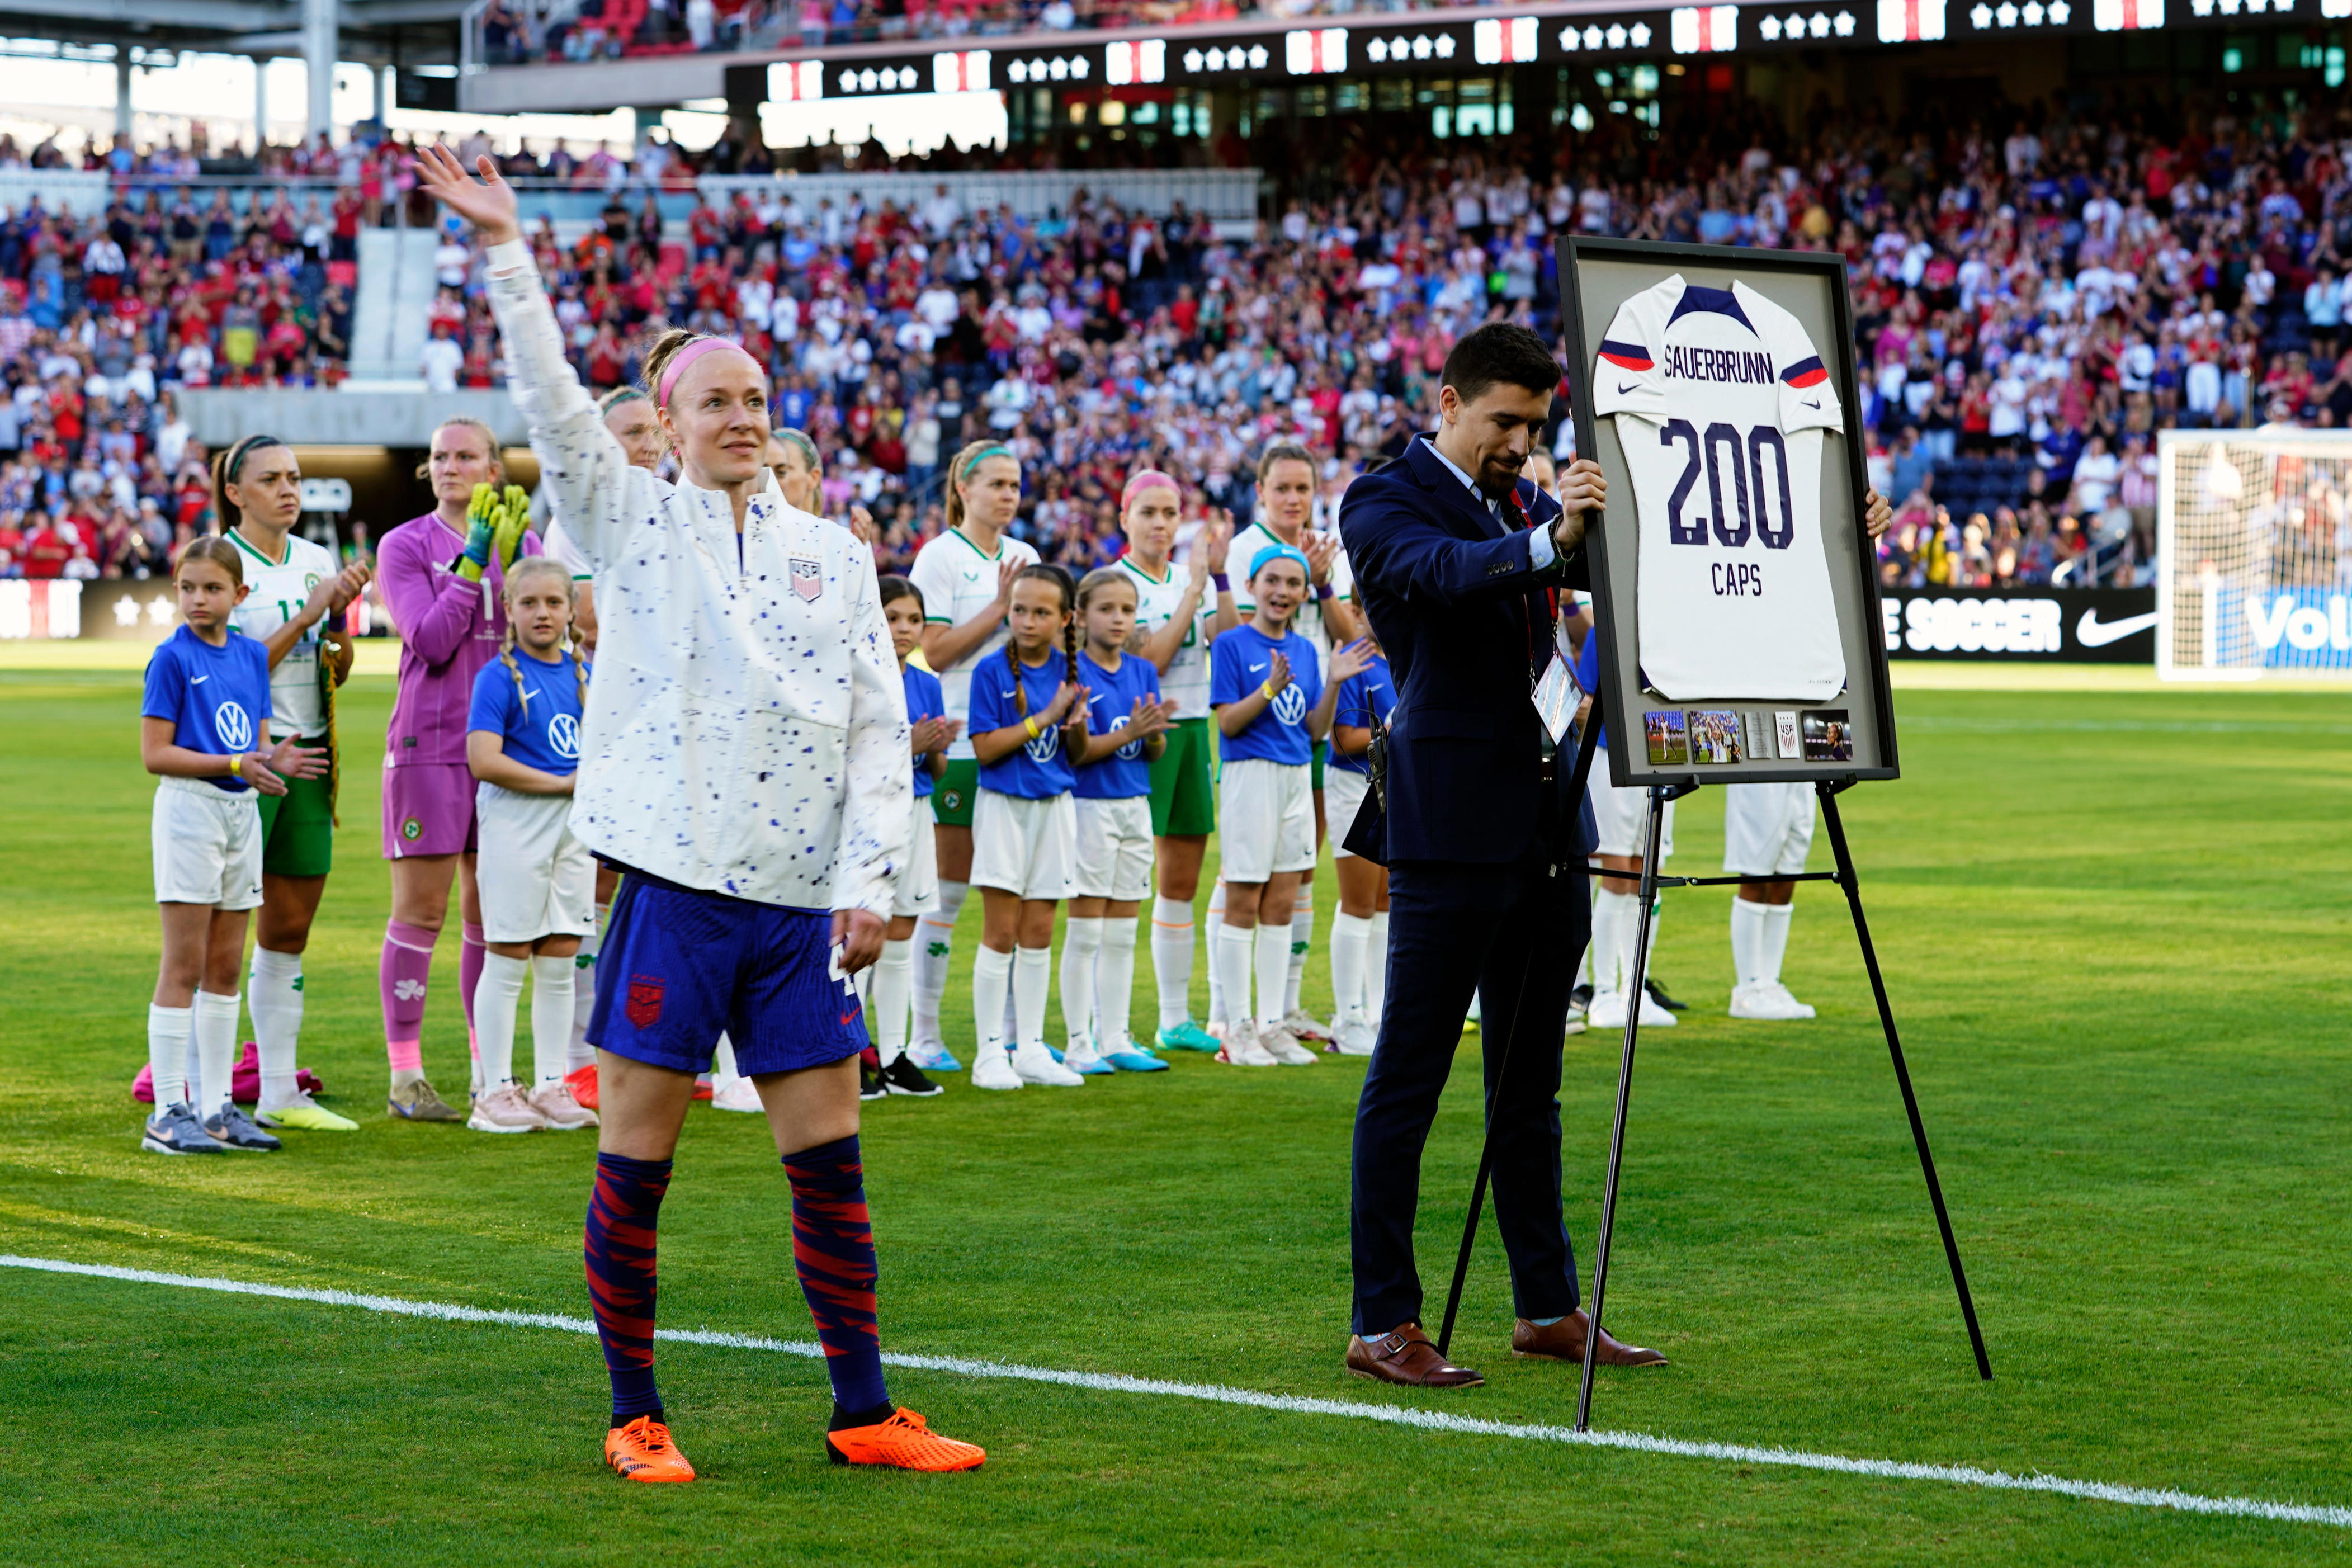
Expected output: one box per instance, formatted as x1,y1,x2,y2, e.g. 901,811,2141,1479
1593,275,1849,703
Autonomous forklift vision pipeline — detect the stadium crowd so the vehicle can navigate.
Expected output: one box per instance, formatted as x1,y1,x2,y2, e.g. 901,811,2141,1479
16,97,2352,588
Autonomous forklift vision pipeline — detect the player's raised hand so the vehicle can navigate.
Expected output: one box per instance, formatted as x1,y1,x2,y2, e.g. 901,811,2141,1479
410,145,521,248
994,558,1021,613
849,503,877,546
910,715,948,754
1862,488,1893,539
1302,532,1339,586
1264,651,1292,695
1328,638,1372,685
328,562,372,611
1045,681,1085,722
1194,512,1232,585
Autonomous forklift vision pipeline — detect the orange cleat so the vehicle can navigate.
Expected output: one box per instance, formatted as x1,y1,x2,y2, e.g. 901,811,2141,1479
565,1063,599,1110
825,1408,986,1472
605,1416,696,1483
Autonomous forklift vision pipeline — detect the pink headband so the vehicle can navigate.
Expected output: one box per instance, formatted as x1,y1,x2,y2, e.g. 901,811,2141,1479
657,337,761,409
1122,469,1180,509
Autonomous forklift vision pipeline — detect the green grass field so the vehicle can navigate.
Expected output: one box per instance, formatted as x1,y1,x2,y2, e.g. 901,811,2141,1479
3,667,2349,1565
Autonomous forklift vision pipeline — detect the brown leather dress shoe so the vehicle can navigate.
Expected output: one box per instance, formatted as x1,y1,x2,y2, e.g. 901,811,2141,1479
1345,1324,1485,1388
1511,1310,1668,1367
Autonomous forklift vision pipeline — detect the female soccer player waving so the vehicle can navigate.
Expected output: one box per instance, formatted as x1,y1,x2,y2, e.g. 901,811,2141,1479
422,146,984,1484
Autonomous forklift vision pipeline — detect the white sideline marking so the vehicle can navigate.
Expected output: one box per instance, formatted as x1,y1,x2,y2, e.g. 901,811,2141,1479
6,1253,2345,1529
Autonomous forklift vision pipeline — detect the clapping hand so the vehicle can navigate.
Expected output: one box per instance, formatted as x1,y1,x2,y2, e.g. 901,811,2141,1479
1126,694,1172,742
1044,681,1085,724
327,561,372,612
849,503,877,546
1263,651,1292,696
1188,511,1233,590
910,714,951,754
1302,532,1339,587
994,558,1021,614
1328,638,1372,686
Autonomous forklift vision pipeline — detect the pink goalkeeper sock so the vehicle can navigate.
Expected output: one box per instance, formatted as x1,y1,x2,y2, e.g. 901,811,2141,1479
460,921,487,1042
382,919,437,1073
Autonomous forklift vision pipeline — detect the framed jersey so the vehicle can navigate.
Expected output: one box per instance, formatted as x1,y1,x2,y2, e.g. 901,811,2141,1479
1560,237,1898,787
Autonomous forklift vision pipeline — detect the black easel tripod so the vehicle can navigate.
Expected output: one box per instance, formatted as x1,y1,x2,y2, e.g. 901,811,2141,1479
1432,701,1992,1432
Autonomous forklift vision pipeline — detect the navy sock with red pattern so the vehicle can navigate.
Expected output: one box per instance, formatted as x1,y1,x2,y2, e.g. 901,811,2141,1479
782,1134,890,1420
585,1150,672,1426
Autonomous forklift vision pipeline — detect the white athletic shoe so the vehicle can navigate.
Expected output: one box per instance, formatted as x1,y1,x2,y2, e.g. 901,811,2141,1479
1281,1008,1330,1043
710,1076,764,1113
1011,1039,1085,1087
1218,1021,1277,1066
467,1083,548,1133
1730,981,1817,1021
1586,988,1680,1031
1259,1024,1320,1065
970,1043,1022,1091
1331,1016,1377,1056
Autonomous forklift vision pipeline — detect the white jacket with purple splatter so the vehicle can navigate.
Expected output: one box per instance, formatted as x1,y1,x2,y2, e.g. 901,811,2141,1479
485,238,909,916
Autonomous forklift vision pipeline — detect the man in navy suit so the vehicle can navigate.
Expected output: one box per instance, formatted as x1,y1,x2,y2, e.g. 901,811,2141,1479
1335,323,1667,1387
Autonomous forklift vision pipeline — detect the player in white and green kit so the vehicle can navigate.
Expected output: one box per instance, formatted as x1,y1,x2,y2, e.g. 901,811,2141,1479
1208,443,1364,1043
1113,469,1236,1052
903,442,1041,1070
216,434,373,1131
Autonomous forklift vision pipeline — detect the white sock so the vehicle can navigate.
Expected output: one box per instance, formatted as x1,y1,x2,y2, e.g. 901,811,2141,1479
1205,883,1230,1021
913,881,967,1045
873,937,914,1065
530,954,574,1087
1730,898,1767,989
569,903,606,1073
148,1002,193,1110
1366,910,1389,1026
474,952,528,1088
1330,912,1371,1024
712,1033,740,1089
248,946,304,1108
1214,922,1255,1035
1012,944,1052,1048
1591,889,1634,994
971,943,1013,1052
195,990,240,1113
1151,895,1196,1028
1096,915,1138,1049
1253,925,1290,1031
1060,917,1103,1049
1759,902,1794,988
1286,897,1314,1017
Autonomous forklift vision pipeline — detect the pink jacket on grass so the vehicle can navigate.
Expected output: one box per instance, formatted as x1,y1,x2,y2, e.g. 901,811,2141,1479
375,510,542,768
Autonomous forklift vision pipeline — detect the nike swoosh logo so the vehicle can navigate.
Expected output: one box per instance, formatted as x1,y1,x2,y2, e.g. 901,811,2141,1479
191,674,208,683
1802,399,1822,409
2076,608,2159,648
1616,382,1640,395
840,1012,859,1027
1248,662,1266,672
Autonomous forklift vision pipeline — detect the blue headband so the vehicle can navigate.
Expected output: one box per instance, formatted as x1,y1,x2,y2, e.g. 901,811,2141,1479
1248,543,1311,584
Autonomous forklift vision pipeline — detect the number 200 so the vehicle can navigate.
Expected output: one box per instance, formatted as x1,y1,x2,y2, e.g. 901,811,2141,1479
1660,419,1795,550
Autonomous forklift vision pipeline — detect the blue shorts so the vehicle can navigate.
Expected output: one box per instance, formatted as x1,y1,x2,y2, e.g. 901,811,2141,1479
587,872,867,1077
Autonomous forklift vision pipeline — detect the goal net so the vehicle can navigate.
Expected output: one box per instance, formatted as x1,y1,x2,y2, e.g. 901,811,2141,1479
2157,429,2352,679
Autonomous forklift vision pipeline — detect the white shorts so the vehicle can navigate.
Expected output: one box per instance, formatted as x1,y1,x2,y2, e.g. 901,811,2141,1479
1723,781,1816,877
970,788,1076,901
152,776,263,910
1589,743,1675,859
1073,795,1154,901
1325,764,1372,861
1218,757,1316,882
474,782,597,943
893,808,940,919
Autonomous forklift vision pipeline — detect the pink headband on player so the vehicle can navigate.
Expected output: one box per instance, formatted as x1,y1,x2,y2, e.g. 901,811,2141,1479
656,337,761,409
1122,469,1180,509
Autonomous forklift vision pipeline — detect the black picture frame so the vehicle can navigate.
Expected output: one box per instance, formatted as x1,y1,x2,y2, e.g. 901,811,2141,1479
1556,235,1900,788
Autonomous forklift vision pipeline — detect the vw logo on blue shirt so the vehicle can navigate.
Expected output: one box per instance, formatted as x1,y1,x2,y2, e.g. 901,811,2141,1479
214,702,254,753
1023,724,1061,763
549,712,581,761
1271,684,1309,726
1110,713,1142,760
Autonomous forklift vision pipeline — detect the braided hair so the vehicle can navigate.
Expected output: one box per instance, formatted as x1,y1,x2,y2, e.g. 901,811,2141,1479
496,557,589,724
1002,562,1078,719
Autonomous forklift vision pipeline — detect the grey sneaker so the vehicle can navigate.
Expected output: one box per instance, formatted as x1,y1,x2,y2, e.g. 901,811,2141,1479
202,1104,284,1151
143,1102,227,1155
388,1078,464,1122
1259,1024,1320,1065
467,1082,549,1134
